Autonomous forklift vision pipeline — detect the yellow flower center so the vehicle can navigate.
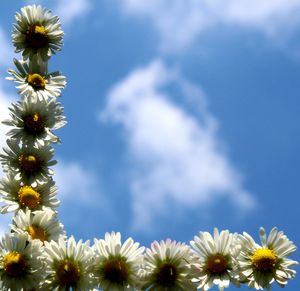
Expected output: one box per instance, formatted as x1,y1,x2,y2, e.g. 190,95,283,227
27,73,46,90
18,186,41,209
25,24,48,49
56,259,81,287
156,263,178,287
103,258,129,284
251,248,277,272
27,225,48,242
206,254,228,274
18,154,41,172
3,251,27,277
23,112,44,134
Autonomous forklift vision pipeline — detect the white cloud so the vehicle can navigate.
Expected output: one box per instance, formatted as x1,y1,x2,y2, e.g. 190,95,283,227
54,160,107,206
0,25,14,177
55,0,92,26
0,82,14,178
0,88,11,145
120,0,300,51
0,75,12,231
0,27,13,68
102,60,255,231
0,214,13,237
24,0,92,26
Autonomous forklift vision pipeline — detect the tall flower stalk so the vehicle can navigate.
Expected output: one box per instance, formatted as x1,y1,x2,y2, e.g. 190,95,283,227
0,5,68,290
0,5,298,290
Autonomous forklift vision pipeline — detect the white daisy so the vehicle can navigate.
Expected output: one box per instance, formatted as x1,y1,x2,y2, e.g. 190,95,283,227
11,208,65,244
190,228,240,291
238,227,298,290
3,94,66,144
140,239,196,291
7,58,66,100
92,231,145,290
0,139,56,184
12,5,64,61
42,236,95,290
0,232,44,291
0,172,59,213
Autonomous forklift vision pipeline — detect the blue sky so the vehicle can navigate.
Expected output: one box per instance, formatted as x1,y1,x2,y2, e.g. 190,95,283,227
0,1,300,289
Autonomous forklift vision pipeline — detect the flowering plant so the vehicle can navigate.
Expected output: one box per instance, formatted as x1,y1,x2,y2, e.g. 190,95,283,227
0,5,298,291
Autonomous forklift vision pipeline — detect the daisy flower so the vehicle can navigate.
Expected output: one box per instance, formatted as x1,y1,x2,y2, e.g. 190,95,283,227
3,94,66,144
0,172,59,213
11,208,65,244
12,5,64,61
92,231,145,290
0,232,44,291
42,236,95,290
7,58,66,100
238,227,298,290
140,239,196,291
0,139,56,183
190,228,240,291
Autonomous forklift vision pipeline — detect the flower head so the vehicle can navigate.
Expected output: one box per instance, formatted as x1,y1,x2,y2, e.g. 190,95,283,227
7,58,66,100
11,208,65,244
3,94,66,144
140,239,196,290
0,172,59,213
190,228,240,291
238,227,298,290
92,231,145,290
0,233,44,290
42,236,94,290
12,5,64,61
0,139,56,183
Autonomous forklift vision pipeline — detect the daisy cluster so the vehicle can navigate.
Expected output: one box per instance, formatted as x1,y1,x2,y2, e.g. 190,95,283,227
0,5,298,291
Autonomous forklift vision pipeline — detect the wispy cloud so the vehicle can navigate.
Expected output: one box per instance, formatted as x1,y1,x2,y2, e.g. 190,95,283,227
53,159,114,237
55,0,92,26
0,214,13,237
0,26,14,177
0,83,14,178
24,0,92,26
0,76,12,228
102,60,255,232
54,160,107,206
0,27,13,68
119,0,300,51
0,28,14,166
